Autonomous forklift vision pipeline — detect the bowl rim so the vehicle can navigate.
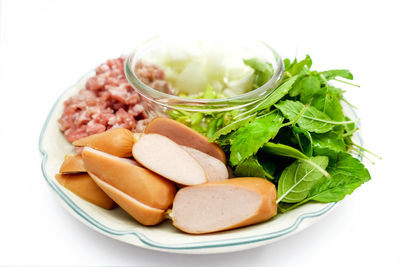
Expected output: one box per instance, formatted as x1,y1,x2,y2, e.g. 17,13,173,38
39,70,364,252
124,35,284,108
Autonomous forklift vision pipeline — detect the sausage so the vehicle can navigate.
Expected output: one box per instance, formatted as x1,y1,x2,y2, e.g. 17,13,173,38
181,146,228,182
132,134,208,186
81,147,176,210
171,177,277,234
145,117,226,164
73,128,136,157
89,174,165,226
55,173,117,210
59,154,86,174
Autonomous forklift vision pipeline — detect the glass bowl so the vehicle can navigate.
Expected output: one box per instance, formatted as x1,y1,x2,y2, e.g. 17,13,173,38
124,35,284,113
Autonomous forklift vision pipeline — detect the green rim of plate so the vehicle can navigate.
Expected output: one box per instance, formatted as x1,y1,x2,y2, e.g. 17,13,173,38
39,72,362,251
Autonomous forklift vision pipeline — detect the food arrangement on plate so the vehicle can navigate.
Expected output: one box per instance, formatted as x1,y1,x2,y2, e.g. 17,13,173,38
42,35,374,250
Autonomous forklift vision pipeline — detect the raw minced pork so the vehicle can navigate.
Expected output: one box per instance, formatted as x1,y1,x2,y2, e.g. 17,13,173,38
59,56,170,143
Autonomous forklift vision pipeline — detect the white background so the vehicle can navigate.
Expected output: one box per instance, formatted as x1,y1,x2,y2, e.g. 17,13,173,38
1,0,399,266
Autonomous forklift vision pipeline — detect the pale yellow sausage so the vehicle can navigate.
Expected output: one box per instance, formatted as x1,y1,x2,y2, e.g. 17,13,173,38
59,154,86,174
89,173,166,226
181,146,228,182
55,173,117,210
132,134,208,186
73,128,136,157
145,117,227,164
171,177,277,234
81,147,176,210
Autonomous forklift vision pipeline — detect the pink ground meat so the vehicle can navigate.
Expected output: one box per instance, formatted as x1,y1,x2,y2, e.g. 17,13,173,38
58,56,170,143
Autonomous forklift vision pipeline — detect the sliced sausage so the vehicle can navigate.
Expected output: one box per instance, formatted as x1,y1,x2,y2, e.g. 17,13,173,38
55,173,117,210
171,177,277,234
82,147,176,210
132,134,207,185
59,154,86,174
73,128,136,157
145,117,226,164
89,174,165,226
181,146,228,182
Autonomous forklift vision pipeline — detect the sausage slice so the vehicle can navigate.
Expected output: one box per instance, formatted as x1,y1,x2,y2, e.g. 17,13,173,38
145,117,226,164
73,128,136,157
89,174,165,225
82,147,176,210
55,173,117,210
171,177,277,234
59,154,86,174
181,146,228,182
132,134,207,185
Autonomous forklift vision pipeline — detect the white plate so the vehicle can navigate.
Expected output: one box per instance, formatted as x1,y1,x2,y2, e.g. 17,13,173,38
39,72,361,254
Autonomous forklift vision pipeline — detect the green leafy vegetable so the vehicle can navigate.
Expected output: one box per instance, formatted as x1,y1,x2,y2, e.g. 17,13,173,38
209,113,256,142
311,86,344,122
236,76,298,119
234,155,274,179
243,58,274,89
279,152,370,212
262,142,330,178
310,152,370,202
290,75,321,99
262,142,308,160
312,132,346,159
321,69,353,80
168,55,374,215
275,100,336,133
277,156,329,203
229,111,284,166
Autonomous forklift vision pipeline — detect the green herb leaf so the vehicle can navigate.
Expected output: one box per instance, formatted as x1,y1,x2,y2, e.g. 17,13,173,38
209,113,256,142
311,86,344,122
290,74,321,99
312,132,346,159
243,58,271,72
275,100,336,133
277,156,329,203
308,152,370,202
234,155,274,179
262,142,330,177
321,69,353,80
286,55,312,76
237,76,298,119
229,111,284,166
292,126,313,157
279,152,370,212
262,142,308,160
243,58,274,88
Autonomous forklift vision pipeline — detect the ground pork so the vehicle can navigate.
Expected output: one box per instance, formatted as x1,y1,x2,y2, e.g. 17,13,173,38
58,56,170,143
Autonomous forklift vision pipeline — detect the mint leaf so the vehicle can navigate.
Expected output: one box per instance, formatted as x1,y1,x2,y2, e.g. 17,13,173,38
290,74,321,99
234,155,274,179
243,58,271,72
237,76,298,119
262,142,308,160
243,58,274,88
286,55,312,76
275,100,335,133
209,113,256,142
229,111,284,166
321,69,353,80
292,126,313,157
277,156,329,203
312,132,346,159
262,142,330,178
308,152,370,202
311,86,344,122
